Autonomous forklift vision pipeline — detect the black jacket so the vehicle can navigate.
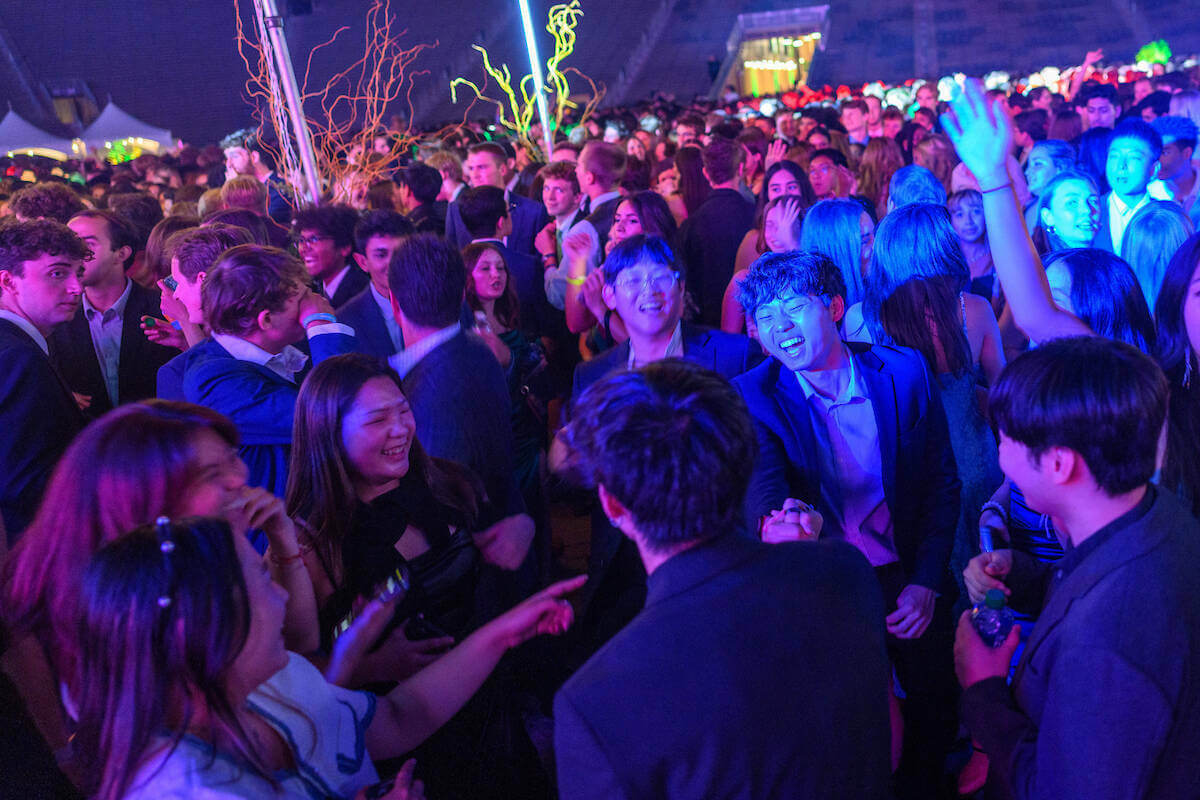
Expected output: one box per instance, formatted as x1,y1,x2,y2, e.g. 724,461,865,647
49,281,178,416
0,320,85,542
555,534,892,800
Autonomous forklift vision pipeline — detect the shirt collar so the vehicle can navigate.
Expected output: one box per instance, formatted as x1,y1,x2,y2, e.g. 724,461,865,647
628,321,684,369
794,346,866,405
82,279,133,320
322,264,352,300
387,322,460,378
0,309,49,354
1109,191,1149,218
589,190,622,210
1056,485,1156,579
211,332,309,383
369,282,393,316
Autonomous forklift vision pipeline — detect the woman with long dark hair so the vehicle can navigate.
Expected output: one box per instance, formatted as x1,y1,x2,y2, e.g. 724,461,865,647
1154,233,1200,516
73,517,580,800
662,145,710,225
285,354,558,798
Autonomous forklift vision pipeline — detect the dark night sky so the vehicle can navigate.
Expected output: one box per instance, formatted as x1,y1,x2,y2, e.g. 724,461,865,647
3,0,1198,144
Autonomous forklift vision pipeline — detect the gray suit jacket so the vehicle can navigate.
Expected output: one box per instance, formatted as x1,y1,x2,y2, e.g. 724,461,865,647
961,487,1200,799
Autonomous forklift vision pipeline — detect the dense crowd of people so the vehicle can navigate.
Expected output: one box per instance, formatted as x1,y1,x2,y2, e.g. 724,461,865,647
2,53,1200,800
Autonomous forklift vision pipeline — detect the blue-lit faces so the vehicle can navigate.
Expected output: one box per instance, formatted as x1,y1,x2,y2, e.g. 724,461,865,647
603,259,684,340
1024,148,1060,197
1106,137,1159,199
1040,178,1099,249
950,197,986,244
753,290,844,373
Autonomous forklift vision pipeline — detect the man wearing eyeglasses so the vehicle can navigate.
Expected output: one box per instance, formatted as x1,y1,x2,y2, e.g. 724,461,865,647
291,205,369,308
564,234,760,658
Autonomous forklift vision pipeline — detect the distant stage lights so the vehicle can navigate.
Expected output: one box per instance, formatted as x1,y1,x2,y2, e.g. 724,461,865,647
744,59,801,70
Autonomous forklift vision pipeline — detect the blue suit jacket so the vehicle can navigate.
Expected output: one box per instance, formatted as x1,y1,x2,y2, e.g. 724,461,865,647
445,192,550,258
555,534,892,800
337,287,400,358
182,331,357,503
733,342,960,592
400,331,522,517
0,321,85,542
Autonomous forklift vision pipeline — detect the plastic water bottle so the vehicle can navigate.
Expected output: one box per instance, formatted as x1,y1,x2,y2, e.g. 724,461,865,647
971,589,1015,648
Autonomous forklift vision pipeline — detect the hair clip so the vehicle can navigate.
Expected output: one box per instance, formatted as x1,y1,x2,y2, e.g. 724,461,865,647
155,516,175,611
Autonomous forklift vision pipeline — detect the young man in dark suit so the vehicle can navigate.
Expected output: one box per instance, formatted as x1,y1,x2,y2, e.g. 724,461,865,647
0,219,89,542
733,251,961,799
958,337,1200,799
678,136,755,326
1092,118,1176,254
555,360,892,800
50,210,176,415
387,233,534,579
292,204,370,308
564,235,762,653
337,209,414,358
182,245,356,518
445,142,549,257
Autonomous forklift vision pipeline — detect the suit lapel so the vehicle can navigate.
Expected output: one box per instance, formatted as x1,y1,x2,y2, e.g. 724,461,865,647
680,324,715,369
64,309,106,400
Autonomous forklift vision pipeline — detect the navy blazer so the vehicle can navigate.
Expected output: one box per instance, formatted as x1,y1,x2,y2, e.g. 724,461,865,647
445,192,550,257
1091,193,1178,254
49,282,178,416
962,487,1200,799
0,321,85,542
555,534,892,800
337,287,400,358
400,331,522,516
182,330,357,502
733,342,960,592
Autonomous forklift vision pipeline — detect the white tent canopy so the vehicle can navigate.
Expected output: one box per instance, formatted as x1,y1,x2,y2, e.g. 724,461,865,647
0,111,75,158
82,102,172,149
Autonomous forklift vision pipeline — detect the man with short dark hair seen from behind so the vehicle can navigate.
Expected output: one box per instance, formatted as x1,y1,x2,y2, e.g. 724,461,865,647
554,359,892,800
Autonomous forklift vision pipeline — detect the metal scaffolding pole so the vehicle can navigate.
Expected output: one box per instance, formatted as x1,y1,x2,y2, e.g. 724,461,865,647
252,0,323,207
